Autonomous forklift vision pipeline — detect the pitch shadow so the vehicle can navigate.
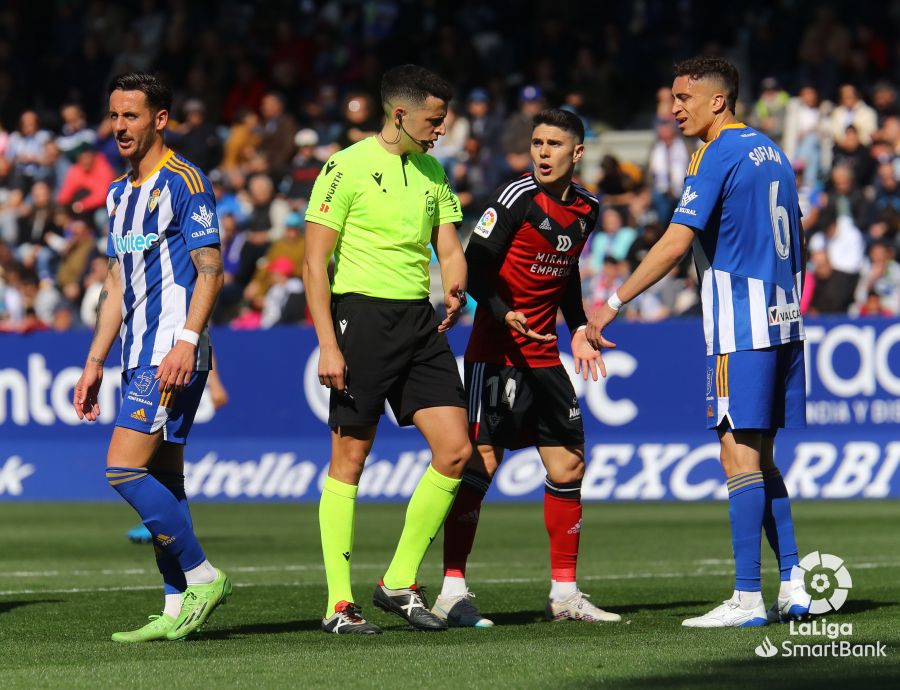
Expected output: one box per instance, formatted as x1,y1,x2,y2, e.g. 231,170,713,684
201,618,323,639
0,599,63,615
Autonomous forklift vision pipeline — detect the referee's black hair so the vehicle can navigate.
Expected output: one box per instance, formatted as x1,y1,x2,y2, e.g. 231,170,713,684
532,108,585,143
109,72,173,113
673,57,740,114
381,65,453,111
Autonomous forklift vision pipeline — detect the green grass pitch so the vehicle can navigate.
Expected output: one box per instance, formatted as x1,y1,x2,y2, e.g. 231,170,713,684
0,501,897,688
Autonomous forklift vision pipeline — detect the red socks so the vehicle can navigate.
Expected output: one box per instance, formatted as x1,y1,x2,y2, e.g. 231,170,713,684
544,479,582,582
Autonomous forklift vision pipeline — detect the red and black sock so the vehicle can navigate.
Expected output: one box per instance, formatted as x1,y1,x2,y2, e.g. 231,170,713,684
544,478,582,583
442,470,491,578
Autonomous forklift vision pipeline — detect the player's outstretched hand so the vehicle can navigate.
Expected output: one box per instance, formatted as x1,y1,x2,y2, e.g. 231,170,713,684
73,364,103,421
438,282,467,332
318,343,348,391
585,304,618,358
504,311,557,343
571,327,603,381
155,340,196,394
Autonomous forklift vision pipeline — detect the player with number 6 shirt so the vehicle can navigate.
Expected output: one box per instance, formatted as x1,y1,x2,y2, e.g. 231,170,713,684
587,57,812,629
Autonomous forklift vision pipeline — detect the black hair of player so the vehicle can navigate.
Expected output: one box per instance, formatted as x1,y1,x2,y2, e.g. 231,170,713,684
381,65,453,113
532,108,585,144
673,57,740,114
109,72,173,114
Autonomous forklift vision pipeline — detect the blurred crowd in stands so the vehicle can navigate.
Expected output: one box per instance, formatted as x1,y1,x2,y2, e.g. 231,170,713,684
0,1,898,333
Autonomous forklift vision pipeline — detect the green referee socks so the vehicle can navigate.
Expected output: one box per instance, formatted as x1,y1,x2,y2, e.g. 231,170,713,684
382,465,462,589
320,476,358,615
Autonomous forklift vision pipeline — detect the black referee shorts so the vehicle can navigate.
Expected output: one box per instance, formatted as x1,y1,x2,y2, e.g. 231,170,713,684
465,361,585,450
329,293,466,428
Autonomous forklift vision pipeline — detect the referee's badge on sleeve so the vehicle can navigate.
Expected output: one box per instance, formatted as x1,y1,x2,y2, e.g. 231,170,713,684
474,207,498,238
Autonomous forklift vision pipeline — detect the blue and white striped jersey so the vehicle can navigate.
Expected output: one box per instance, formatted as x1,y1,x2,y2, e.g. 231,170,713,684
672,123,805,356
105,150,220,371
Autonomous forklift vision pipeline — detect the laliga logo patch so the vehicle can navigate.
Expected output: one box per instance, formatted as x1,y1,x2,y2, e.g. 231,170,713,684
791,551,852,614
474,207,498,238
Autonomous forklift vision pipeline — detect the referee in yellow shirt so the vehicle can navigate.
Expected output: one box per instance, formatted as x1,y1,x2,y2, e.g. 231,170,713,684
304,64,470,634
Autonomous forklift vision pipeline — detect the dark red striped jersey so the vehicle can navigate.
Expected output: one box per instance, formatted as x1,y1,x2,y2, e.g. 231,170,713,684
465,173,600,367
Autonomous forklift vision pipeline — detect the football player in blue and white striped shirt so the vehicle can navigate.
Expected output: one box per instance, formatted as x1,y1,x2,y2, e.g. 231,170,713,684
588,57,810,629
73,73,230,642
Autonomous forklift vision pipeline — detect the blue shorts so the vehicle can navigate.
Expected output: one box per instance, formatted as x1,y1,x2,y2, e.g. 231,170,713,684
705,342,806,431
116,366,208,444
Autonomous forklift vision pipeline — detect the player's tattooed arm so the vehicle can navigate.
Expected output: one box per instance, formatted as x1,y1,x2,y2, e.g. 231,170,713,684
190,246,225,280
185,245,224,333
85,257,123,368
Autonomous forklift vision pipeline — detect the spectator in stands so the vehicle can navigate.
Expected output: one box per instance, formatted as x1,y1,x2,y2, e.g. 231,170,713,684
16,181,60,251
587,255,625,311
853,241,900,316
749,77,790,144
243,211,305,313
430,101,469,171
783,85,830,187
6,111,54,188
808,209,864,313
280,129,322,203
56,144,116,215
79,255,108,329
501,85,545,166
871,162,900,230
587,206,637,271
465,88,503,172
259,256,306,328
336,92,380,150
872,81,899,126
826,164,870,232
168,99,222,174
0,157,23,245
647,117,689,221
56,104,97,165
829,84,878,147
597,154,635,207
832,125,877,188
55,217,97,305
259,92,297,177
222,109,263,173
453,136,495,217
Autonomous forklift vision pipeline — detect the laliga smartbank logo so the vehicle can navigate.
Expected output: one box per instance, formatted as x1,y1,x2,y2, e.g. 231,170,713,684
791,551,853,614
754,553,887,659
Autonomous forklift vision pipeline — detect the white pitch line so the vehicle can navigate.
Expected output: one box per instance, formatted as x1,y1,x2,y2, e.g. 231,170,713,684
2,561,898,597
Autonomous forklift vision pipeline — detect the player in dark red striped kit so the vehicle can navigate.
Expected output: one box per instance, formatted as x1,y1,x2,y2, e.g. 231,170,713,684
431,109,621,627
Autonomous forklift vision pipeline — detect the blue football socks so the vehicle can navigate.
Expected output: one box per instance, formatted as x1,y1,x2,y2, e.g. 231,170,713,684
149,470,192,595
726,470,765,592
107,467,206,574
762,467,800,581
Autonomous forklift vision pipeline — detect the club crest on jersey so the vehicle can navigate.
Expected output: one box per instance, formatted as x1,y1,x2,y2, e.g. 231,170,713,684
191,205,215,229
474,207,498,238
134,371,155,395
148,187,161,213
